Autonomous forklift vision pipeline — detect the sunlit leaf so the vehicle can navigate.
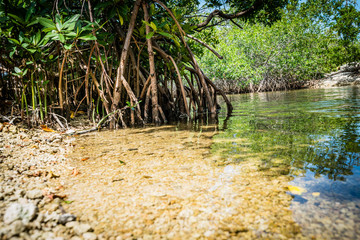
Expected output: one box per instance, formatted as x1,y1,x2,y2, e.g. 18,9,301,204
150,21,157,31
9,38,20,45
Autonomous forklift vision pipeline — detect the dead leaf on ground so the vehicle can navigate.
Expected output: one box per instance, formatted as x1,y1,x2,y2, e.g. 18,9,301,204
40,125,57,132
47,170,60,179
56,185,65,190
54,193,67,199
71,168,80,176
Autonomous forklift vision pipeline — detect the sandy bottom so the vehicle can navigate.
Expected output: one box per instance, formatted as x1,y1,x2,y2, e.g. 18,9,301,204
60,125,303,239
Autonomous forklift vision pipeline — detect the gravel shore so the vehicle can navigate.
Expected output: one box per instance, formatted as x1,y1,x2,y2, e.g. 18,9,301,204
0,123,99,240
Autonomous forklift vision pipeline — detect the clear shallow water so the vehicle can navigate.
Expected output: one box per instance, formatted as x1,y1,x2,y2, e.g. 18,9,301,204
215,86,360,238
65,86,360,238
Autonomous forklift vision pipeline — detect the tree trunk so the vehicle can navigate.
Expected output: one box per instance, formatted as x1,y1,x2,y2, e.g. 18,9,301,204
143,3,160,124
112,0,142,114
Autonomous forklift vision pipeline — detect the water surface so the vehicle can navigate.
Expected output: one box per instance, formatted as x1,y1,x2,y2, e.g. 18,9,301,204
64,86,360,239
215,86,360,239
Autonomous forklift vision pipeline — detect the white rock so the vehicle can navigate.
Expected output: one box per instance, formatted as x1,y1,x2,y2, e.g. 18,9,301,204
66,221,79,228
73,223,93,235
83,232,97,240
21,203,38,224
4,203,22,224
26,189,43,199
4,203,38,225
9,220,25,237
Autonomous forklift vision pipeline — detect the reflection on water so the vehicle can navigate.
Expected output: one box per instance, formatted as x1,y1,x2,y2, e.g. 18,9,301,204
215,86,360,239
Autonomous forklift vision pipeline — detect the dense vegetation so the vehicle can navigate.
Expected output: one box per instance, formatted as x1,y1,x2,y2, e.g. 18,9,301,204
0,0,287,128
199,0,360,93
0,0,359,128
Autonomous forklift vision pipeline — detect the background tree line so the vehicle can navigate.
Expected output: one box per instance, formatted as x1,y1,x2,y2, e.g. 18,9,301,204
1,0,358,128
199,0,360,93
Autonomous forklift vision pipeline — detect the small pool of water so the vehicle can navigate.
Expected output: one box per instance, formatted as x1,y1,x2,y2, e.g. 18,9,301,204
215,86,360,239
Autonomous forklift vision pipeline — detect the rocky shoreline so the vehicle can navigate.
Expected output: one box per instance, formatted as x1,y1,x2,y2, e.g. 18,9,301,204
0,123,99,240
307,62,360,88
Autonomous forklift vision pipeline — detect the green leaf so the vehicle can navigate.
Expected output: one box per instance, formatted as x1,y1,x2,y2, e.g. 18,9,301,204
64,44,72,50
63,14,80,30
10,47,16,58
65,32,77,38
117,10,124,26
150,21,157,31
42,27,57,33
8,38,20,45
26,19,39,27
56,22,62,32
27,48,36,53
38,17,56,29
150,4,155,15
158,31,173,39
143,20,156,31
21,43,29,49
35,31,41,45
146,31,154,39
14,67,21,74
78,34,97,41
8,13,25,25
59,33,65,43
172,37,180,47
25,4,36,23
19,32,24,44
